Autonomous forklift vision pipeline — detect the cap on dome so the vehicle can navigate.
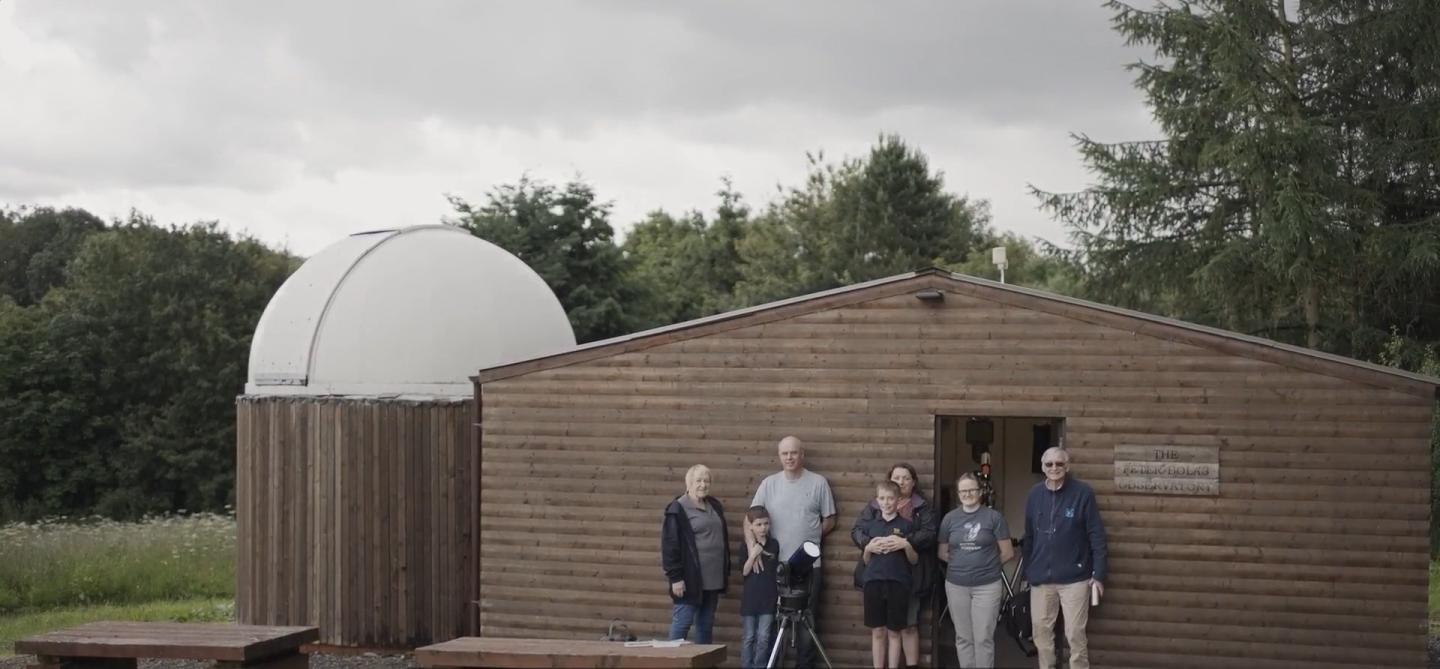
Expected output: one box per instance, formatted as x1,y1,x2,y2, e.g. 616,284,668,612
245,225,576,397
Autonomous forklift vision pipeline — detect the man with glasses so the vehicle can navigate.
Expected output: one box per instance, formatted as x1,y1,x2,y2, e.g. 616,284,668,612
1022,447,1107,669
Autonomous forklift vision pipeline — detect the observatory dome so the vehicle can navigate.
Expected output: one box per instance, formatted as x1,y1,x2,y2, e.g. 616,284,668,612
245,225,576,397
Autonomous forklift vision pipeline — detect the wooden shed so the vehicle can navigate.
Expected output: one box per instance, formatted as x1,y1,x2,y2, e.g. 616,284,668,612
473,268,1437,669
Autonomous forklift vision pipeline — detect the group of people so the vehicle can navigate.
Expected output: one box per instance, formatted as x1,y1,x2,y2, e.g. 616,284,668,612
660,436,1107,669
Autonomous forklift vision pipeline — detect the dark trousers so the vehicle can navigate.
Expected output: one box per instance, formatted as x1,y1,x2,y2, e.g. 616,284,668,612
794,565,824,668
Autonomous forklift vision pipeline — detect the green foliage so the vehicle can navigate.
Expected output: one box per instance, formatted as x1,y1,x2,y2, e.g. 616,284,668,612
947,232,1084,296
734,135,994,304
0,215,295,520
1036,0,1440,360
621,180,751,329
448,178,633,342
0,514,235,614
0,207,106,307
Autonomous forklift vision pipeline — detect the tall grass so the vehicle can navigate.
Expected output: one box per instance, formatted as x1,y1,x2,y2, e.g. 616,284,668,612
0,513,235,614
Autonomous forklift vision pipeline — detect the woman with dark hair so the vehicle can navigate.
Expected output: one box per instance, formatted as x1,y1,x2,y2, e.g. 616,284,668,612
850,462,938,669
661,464,730,643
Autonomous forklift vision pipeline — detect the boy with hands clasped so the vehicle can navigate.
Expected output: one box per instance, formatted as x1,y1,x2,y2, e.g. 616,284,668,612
859,480,918,669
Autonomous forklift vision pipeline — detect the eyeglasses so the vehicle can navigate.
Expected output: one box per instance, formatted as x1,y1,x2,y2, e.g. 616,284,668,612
1042,461,1067,469
957,489,981,495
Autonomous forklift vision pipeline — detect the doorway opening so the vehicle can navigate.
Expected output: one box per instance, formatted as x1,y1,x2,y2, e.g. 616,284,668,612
931,415,1063,669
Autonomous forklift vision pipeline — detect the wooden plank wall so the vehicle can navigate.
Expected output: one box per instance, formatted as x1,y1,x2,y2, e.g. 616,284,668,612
236,396,475,648
476,283,1433,668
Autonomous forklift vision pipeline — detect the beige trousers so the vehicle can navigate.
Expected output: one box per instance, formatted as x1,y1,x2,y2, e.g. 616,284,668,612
1030,581,1090,669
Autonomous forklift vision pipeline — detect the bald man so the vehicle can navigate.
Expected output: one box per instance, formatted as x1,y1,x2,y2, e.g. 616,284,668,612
751,435,837,668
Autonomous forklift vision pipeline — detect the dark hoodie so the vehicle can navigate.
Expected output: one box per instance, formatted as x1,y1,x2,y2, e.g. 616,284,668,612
1022,477,1108,586
661,495,731,605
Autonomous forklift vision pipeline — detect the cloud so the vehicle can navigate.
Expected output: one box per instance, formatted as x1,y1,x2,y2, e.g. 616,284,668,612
0,0,1156,255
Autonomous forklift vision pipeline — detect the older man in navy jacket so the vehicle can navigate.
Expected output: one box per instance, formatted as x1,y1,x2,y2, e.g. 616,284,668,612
1023,446,1107,669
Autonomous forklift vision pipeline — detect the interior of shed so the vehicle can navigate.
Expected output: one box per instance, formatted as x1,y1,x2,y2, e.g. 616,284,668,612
932,415,1061,668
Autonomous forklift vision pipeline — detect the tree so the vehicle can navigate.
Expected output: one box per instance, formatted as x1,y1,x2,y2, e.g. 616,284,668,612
621,179,752,328
0,215,296,520
1035,0,1440,358
448,178,633,343
0,207,106,307
948,232,1083,296
734,135,992,304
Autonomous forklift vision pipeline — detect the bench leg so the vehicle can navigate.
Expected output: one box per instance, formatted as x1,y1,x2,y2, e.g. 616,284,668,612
217,652,310,669
31,657,137,669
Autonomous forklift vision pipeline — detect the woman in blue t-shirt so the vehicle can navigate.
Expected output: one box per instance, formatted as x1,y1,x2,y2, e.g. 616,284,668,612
938,473,1015,668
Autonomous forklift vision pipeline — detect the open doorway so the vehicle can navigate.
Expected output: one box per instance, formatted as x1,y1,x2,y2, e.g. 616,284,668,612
931,415,1062,669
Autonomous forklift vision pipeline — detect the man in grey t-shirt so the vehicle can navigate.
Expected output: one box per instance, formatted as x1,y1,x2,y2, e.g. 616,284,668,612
750,435,836,669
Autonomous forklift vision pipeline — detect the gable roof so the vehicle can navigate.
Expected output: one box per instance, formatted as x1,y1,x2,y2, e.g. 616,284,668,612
474,268,1440,398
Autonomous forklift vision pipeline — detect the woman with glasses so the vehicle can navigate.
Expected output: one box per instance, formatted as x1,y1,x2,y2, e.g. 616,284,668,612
938,473,1014,668
849,462,938,669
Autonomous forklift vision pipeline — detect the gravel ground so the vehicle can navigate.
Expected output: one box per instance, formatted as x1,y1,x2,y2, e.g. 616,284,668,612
1,652,416,669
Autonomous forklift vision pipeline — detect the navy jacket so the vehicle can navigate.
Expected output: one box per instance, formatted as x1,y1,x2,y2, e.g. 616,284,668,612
661,495,731,605
1022,478,1107,585
850,494,939,594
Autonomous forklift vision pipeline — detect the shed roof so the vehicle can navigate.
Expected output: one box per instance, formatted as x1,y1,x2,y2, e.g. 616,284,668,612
474,268,1440,398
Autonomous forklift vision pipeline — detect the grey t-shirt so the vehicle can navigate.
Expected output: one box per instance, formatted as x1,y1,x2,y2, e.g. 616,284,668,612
751,469,837,564
939,506,1010,587
683,496,726,591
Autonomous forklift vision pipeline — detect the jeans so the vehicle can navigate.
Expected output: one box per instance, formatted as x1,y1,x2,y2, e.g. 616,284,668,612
1031,581,1090,669
741,613,776,669
944,579,1003,668
669,589,720,644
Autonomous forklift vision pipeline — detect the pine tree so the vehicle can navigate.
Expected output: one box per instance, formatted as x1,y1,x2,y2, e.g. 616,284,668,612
1035,0,1440,357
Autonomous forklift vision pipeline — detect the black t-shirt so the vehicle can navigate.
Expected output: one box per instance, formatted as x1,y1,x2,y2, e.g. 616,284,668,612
739,536,781,616
860,514,914,586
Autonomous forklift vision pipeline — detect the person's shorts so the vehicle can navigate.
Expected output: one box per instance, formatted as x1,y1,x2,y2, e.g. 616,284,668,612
863,580,910,631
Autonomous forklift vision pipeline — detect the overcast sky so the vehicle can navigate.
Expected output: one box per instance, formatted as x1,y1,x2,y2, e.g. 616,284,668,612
0,1,1156,257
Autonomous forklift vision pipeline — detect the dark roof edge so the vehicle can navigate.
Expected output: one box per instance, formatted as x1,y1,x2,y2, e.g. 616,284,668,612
937,269,1440,391
474,267,1440,394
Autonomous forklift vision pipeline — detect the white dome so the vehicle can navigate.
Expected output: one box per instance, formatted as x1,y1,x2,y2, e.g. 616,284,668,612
245,225,576,397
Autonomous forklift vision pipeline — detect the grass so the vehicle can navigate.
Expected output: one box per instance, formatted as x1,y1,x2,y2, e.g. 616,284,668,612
0,513,235,614
0,597,234,656
1431,560,1440,633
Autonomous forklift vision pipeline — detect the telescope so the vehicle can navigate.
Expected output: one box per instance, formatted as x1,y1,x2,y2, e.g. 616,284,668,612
774,541,820,612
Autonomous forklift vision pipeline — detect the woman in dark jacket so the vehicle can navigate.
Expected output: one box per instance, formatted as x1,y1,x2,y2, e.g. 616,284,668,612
661,464,730,643
851,462,938,668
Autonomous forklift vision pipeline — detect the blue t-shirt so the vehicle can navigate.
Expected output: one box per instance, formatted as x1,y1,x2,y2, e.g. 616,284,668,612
739,536,780,616
859,514,914,586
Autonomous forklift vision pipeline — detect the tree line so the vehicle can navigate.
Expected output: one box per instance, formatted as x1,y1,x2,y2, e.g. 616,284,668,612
1,1,1437,535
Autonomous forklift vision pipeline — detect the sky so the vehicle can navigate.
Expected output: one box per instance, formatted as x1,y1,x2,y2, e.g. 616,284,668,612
0,1,1157,257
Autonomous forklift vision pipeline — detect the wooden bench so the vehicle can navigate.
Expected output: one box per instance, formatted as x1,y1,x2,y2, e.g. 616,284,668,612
14,621,320,669
414,637,726,668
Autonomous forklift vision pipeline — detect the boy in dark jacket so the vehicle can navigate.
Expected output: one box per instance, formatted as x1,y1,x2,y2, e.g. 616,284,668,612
858,481,917,669
1023,447,1107,669
739,506,780,669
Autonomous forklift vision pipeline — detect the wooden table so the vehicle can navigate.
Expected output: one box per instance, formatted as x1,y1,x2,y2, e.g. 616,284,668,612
14,621,320,669
414,637,727,668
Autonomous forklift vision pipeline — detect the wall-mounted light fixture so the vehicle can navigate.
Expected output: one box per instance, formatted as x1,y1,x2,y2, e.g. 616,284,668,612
913,289,944,303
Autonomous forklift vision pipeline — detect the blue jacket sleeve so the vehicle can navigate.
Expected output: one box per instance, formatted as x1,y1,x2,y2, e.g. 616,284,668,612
1085,490,1108,583
1022,490,1035,567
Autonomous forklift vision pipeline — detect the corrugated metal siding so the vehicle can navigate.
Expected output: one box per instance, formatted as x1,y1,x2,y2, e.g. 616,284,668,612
477,283,1431,668
236,396,475,647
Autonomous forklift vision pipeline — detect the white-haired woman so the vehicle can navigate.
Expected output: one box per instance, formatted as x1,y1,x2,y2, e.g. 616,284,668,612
661,464,731,643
